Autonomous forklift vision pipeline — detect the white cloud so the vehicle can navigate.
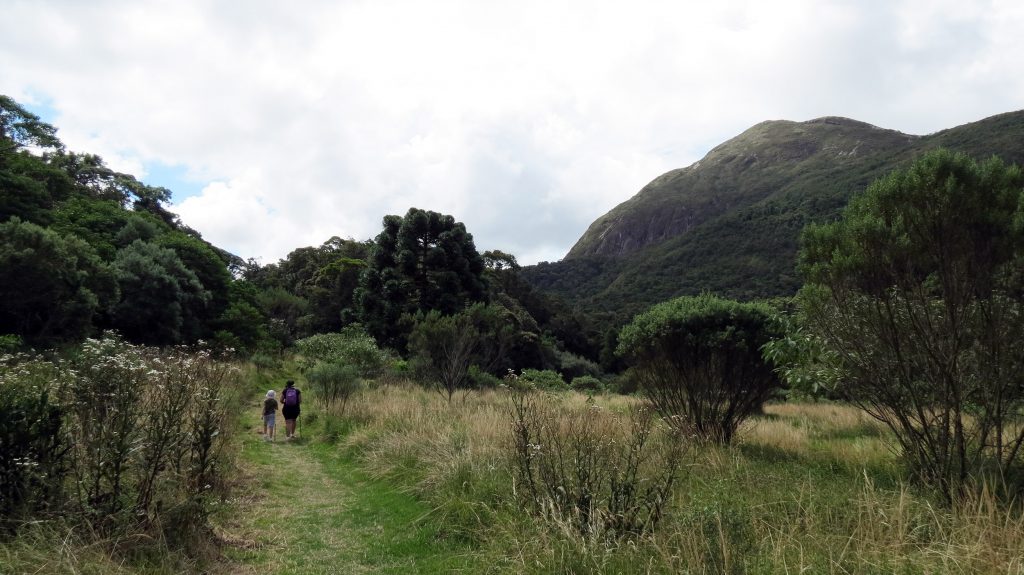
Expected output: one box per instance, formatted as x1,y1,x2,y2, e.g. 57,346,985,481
2,0,1023,264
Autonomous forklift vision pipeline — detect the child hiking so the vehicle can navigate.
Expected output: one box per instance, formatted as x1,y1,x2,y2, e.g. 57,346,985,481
262,390,278,441
281,380,301,439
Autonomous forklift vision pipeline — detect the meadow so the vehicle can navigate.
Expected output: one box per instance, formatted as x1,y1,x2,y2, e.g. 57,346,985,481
264,377,1024,574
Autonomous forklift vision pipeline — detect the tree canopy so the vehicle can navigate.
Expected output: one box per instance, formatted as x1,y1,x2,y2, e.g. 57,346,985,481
356,208,487,349
798,149,1024,498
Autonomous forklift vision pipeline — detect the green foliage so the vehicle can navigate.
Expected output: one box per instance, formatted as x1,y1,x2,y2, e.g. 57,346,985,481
305,361,362,414
109,240,211,345
523,112,1024,327
0,217,117,346
570,374,604,393
519,368,567,391
408,304,517,400
760,308,844,400
798,149,1024,498
0,94,62,150
294,326,389,378
0,95,242,349
357,208,487,349
0,356,67,524
618,294,783,444
50,196,166,261
0,334,22,353
0,334,239,545
466,364,502,389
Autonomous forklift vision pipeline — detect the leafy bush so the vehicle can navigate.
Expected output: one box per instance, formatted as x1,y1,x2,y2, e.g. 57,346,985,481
520,369,568,391
467,364,502,389
618,294,783,444
0,356,67,525
0,334,22,354
552,348,602,381
294,325,389,378
570,375,604,393
0,335,239,541
305,361,362,415
799,150,1024,498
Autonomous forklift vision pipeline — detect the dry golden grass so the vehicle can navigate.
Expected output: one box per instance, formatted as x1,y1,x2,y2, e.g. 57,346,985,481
306,384,1024,574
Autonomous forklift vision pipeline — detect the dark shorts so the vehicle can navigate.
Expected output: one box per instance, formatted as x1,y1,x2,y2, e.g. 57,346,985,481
282,405,300,420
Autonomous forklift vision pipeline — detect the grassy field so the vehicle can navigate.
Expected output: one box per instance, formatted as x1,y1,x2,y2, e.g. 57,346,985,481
273,382,1024,574
5,365,1022,574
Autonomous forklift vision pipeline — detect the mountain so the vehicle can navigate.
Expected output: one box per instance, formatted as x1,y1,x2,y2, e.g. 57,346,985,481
522,111,1024,326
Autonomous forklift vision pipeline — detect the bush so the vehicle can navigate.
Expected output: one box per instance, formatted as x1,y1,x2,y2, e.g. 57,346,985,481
0,334,22,354
0,356,67,526
617,294,783,444
799,150,1024,498
552,348,602,381
294,325,389,378
305,361,362,415
0,335,239,541
467,364,502,389
570,375,604,393
509,390,686,539
520,369,568,391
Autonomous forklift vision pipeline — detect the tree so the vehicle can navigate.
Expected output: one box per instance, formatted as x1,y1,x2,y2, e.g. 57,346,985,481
1,96,71,225
408,304,516,401
357,208,487,349
109,240,211,345
799,149,1024,498
617,294,782,444
0,218,117,345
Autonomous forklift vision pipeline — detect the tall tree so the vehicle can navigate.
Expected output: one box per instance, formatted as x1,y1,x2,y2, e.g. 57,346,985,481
357,208,487,349
109,240,211,345
799,149,1024,499
0,218,117,345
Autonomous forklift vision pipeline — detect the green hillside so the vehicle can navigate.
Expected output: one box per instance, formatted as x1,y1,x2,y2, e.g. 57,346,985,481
523,111,1024,325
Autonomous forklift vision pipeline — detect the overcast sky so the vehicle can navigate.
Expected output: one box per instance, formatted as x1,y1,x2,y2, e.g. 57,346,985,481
3,0,1023,265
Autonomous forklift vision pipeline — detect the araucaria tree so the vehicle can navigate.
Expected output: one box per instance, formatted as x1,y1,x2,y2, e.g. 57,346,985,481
356,208,487,349
799,149,1024,499
617,294,782,444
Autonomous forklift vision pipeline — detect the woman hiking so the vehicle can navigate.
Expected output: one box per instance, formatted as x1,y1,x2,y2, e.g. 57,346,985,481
280,380,301,439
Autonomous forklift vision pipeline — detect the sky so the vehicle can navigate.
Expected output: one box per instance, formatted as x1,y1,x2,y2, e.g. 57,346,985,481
3,0,1023,265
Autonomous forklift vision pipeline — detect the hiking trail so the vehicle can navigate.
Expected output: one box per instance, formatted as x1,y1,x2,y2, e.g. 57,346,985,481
214,386,477,575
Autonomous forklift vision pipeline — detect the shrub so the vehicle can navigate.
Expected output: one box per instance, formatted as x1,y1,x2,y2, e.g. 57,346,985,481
0,356,67,526
617,294,783,444
467,364,502,389
520,369,568,391
294,325,389,378
570,375,604,393
0,336,239,542
509,390,685,539
305,361,362,415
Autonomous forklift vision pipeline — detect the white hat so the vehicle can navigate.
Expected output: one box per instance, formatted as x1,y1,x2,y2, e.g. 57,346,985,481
267,390,276,399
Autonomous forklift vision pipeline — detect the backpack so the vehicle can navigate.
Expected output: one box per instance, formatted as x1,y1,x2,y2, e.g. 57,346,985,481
283,387,299,406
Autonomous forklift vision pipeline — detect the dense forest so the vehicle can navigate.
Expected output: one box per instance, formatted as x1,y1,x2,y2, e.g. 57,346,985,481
0,95,606,380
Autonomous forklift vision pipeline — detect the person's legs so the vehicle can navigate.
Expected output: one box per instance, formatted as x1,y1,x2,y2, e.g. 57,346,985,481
286,418,295,438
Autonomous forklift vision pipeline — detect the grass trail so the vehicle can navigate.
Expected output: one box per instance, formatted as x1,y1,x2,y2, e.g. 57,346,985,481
215,382,479,575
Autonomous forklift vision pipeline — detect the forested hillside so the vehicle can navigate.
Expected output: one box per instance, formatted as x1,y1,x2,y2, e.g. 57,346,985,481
522,111,1024,326
0,95,604,373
